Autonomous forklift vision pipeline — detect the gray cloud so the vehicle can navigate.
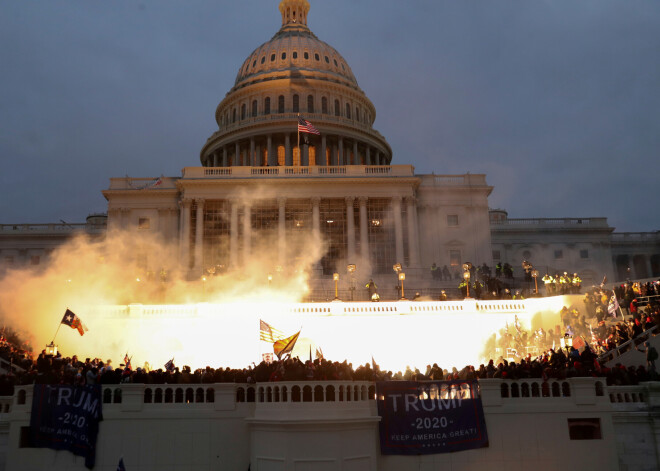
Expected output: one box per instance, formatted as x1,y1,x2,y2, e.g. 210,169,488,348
1,0,658,231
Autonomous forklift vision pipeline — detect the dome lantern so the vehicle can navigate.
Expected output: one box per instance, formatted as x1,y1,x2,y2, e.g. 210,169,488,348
279,0,310,27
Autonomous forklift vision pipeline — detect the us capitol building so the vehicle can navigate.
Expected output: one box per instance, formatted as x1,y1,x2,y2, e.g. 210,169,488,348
0,0,658,290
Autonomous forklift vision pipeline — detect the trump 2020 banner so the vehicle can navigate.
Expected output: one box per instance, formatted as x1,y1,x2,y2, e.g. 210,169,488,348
376,380,488,455
30,384,103,469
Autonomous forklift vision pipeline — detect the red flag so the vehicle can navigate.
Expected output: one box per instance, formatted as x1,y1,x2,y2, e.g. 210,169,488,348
61,309,87,336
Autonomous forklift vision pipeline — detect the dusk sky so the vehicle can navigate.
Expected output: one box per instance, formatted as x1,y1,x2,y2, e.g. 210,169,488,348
1,0,658,232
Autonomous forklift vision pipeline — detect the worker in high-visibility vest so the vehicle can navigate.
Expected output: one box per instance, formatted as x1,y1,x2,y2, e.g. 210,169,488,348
572,273,582,294
542,273,554,296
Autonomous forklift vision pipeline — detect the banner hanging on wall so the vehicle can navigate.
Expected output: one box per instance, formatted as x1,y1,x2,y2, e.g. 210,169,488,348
30,384,104,469
376,380,488,455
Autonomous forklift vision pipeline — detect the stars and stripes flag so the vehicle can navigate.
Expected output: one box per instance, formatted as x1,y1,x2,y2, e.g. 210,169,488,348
164,358,175,372
315,346,324,360
297,115,320,135
260,319,284,343
60,309,88,336
273,330,301,360
123,353,132,370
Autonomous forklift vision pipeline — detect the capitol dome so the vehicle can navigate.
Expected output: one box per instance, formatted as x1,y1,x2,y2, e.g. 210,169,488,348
200,0,392,168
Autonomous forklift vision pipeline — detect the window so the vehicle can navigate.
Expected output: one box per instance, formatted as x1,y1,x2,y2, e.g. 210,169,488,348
270,53,276,62
314,53,320,61
447,215,459,226
232,108,236,123
321,97,328,114
252,60,256,68
449,250,461,267
293,51,298,59
333,59,338,66
264,97,270,115
334,99,340,116
345,103,351,119
261,56,265,64
356,107,360,122
241,104,246,120
580,249,589,259
324,55,329,63
568,418,601,440
251,100,257,117
307,95,314,113
278,95,285,113
492,250,501,260
293,94,299,113
554,250,563,259
304,51,309,60
138,218,150,230
281,52,286,60
30,255,40,265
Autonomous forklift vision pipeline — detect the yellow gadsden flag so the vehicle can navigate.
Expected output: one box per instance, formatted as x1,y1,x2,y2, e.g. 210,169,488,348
273,330,301,360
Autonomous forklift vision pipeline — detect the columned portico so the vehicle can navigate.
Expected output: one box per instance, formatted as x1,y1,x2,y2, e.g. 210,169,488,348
359,196,370,270
194,198,205,272
346,196,356,263
180,198,192,268
392,196,404,265
405,196,420,268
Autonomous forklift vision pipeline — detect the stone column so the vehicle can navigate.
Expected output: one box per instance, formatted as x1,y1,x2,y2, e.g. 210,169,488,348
346,196,356,263
359,196,370,267
267,135,274,166
353,140,359,165
243,202,252,262
312,197,321,239
285,134,292,166
365,146,371,166
235,142,241,166
405,196,420,268
320,135,326,166
222,146,228,167
330,141,337,166
229,199,238,268
338,137,344,165
194,199,205,272
278,197,286,267
250,138,256,166
180,198,192,269
392,196,404,265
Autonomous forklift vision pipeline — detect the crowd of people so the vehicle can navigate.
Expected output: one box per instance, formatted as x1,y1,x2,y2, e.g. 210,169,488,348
0,279,658,397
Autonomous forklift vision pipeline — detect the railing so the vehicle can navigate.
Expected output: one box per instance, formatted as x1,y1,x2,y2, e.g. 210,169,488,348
499,379,573,398
0,356,25,375
181,165,414,179
490,217,610,227
597,324,659,364
0,223,94,233
611,232,660,242
418,174,488,187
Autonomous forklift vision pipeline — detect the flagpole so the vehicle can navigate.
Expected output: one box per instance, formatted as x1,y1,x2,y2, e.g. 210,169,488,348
51,313,64,344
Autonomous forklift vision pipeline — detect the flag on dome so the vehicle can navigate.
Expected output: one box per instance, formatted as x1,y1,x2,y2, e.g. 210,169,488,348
260,319,284,343
273,330,301,359
298,115,320,135
60,309,87,336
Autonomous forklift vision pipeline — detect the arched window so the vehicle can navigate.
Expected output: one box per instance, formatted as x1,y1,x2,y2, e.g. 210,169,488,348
277,145,285,166
321,97,328,114
278,95,285,113
241,104,246,120
252,100,257,117
304,51,309,60
281,52,286,60
314,53,320,61
345,103,351,119
264,97,271,115
334,99,340,116
293,51,298,59
293,94,299,113
307,95,314,113
232,108,236,123
261,56,265,64
356,107,360,122
270,53,276,62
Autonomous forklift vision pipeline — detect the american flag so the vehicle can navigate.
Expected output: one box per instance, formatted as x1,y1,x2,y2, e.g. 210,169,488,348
298,116,320,135
164,358,175,372
260,319,284,343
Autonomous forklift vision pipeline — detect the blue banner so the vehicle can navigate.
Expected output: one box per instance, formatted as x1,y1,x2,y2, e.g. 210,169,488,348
376,380,488,455
30,384,103,469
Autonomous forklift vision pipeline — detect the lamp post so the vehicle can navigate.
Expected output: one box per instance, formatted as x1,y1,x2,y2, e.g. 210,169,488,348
462,262,472,298
347,264,356,301
398,272,406,300
333,273,339,300
45,342,57,357
531,269,539,295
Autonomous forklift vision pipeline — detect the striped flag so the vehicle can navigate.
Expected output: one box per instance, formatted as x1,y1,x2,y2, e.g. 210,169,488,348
61,309,88,336
298,115,320,135
164,358,175,372
260,319,284,343
273,330,301,359
607,294,620,317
